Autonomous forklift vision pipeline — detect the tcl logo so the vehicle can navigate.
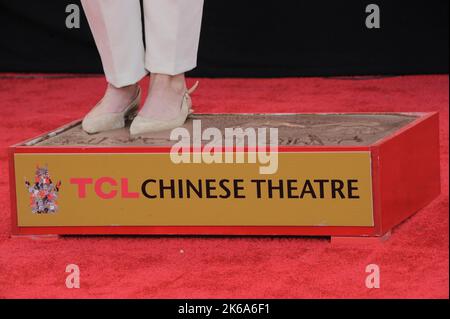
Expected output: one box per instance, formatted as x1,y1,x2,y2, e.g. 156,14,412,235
70,177,139,199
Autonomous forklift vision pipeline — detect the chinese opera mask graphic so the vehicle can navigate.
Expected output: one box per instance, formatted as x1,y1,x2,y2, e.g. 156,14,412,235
25,165,61,214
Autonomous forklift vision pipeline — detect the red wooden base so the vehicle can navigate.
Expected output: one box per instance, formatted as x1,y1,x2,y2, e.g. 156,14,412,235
9,112,441,237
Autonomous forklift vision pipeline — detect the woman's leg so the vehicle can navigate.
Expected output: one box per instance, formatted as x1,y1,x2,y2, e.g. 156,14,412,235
139,0,204,120
81,0,146,116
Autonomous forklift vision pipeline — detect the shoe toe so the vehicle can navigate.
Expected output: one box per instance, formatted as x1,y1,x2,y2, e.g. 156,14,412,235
129,116,178,136
129,116,154,136
82,113,124,134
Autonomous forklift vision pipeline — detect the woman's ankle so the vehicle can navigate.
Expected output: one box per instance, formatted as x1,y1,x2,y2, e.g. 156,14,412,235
107,83,138,96
150,73,186,94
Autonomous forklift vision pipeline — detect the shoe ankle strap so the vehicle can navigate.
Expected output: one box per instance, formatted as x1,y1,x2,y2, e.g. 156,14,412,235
187,81,199,95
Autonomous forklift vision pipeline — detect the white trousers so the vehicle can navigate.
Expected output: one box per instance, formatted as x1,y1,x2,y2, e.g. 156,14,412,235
81,0,204,87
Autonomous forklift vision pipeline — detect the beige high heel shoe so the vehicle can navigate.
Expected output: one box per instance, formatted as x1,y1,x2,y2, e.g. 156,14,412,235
129,81,199,136
82,86,141,134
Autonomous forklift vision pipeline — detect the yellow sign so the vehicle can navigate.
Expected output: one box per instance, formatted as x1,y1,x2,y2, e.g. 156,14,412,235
14,152,373,227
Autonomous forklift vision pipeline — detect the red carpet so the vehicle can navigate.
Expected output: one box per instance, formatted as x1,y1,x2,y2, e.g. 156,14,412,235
0,74,448,298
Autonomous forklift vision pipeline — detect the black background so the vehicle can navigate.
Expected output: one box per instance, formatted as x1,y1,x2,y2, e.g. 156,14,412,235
0,0,448,77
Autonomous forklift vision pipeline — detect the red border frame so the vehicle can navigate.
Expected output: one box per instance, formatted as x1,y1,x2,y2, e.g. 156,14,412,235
8,112,438,237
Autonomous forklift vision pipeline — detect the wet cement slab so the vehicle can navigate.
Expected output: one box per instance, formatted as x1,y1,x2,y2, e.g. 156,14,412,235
30,113,418,147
